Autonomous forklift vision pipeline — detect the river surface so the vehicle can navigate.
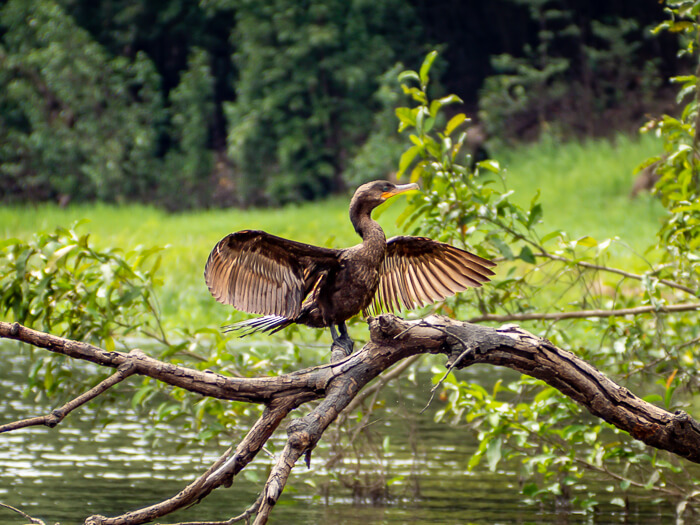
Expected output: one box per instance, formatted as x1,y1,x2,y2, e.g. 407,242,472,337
0,344,680,524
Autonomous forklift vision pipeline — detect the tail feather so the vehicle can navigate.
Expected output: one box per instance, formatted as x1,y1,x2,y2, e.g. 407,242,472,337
223,315,292,336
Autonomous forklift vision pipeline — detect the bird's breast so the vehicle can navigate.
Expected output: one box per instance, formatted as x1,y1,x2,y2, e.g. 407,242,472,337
320,249,384,323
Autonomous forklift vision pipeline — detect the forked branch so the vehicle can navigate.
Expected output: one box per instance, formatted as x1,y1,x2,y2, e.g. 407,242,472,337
2,316,700,525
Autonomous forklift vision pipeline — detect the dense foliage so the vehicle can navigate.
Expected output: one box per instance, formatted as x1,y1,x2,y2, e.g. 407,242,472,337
224,0,423,204
0,0,680,208
389,30,699,513
478,0,664,142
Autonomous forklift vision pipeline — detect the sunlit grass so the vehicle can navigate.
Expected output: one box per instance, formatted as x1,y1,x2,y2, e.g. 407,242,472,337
495,132,666,264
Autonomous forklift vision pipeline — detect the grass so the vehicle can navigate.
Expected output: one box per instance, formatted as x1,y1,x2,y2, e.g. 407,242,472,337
495,132,666,260
1,132,667,333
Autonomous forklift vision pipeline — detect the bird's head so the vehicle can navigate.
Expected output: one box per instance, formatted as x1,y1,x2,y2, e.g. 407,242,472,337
352,180,420,210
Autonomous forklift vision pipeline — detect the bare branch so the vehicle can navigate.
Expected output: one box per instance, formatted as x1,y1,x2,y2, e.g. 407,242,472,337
468,302,700,323
0,359,136,433
370,314,700,464
535,251,696,294
0,322,329,404
0,502,48,525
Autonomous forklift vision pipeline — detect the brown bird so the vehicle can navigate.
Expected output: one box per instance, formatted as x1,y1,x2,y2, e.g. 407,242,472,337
204,180,496,355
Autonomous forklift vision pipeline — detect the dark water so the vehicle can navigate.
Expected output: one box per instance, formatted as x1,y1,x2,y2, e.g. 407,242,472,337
0,346,678,524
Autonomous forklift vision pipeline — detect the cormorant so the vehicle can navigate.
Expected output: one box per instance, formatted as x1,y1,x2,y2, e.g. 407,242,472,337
204,180,496,355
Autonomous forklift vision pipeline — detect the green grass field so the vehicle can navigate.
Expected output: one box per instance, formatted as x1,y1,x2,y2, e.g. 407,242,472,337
1,133,666,333
497,133,666,253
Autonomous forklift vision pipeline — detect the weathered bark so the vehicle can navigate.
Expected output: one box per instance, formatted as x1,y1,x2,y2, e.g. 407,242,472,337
371,315,700,463
2,315,700,525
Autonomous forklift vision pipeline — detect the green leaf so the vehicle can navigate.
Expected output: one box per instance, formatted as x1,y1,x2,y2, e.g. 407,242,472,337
527,203,543,229
642,394,663,405
419,50,438,88
429,99,442,119
397,145,421,178
402,85,428,104
486,437,502,472
576,236,598,248
668,20,694,32
671,201,700,213
445,114,467,137
518,245,536,264
436,94,463,107
395,107,416,131
522,483,539,497
104,336,116,352
409,161,425,183
398,70,420,84
540,230,563,244
490,235,514,259
387,475,405,487
476,159,500,173
643,469,660,490
46,244,77,272
429,95,463,118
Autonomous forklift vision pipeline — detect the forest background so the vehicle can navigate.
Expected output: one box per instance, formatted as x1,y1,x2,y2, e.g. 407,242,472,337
0,0,682,209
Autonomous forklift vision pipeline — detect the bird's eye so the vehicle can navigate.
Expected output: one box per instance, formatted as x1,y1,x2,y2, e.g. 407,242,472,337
382,184,391,192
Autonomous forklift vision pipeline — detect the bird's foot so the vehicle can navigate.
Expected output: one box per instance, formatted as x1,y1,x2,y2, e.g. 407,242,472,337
338,334,354,355
330,335,354,362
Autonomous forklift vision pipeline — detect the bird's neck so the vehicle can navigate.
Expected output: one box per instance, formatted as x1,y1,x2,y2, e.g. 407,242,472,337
350,205,386,247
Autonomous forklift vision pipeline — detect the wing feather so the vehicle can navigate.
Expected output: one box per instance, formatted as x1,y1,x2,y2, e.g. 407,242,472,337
204,230,340,318
431,257,471,289
444,251,492,284
438,254,483,288
407,263,429,307
372,236,496,314
390,258,401,311
398,257,414,309
418,255,453,298
415,256,442,302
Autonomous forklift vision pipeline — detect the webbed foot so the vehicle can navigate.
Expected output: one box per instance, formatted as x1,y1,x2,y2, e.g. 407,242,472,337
336,334,354,356
330,324,354,361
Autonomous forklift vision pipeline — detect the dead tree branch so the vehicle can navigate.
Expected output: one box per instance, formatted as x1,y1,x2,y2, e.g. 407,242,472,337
535,251,696,295
0,502,49,525
469,302,700,323
3,315,700,525
0,359,136,433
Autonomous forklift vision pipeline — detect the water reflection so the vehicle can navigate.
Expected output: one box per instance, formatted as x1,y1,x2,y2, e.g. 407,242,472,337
0,345,678,524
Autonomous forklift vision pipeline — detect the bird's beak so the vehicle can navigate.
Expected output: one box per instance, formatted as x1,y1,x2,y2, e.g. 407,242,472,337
382,182,420,200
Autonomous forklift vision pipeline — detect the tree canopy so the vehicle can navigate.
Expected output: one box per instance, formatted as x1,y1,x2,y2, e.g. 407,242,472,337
0,0,681,208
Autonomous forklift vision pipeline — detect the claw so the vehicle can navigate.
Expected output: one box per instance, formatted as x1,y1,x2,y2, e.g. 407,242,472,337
330,323,354,357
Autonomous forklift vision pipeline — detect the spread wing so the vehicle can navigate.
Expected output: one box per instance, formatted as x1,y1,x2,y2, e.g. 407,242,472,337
204,230,340,319
368,236,496,315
